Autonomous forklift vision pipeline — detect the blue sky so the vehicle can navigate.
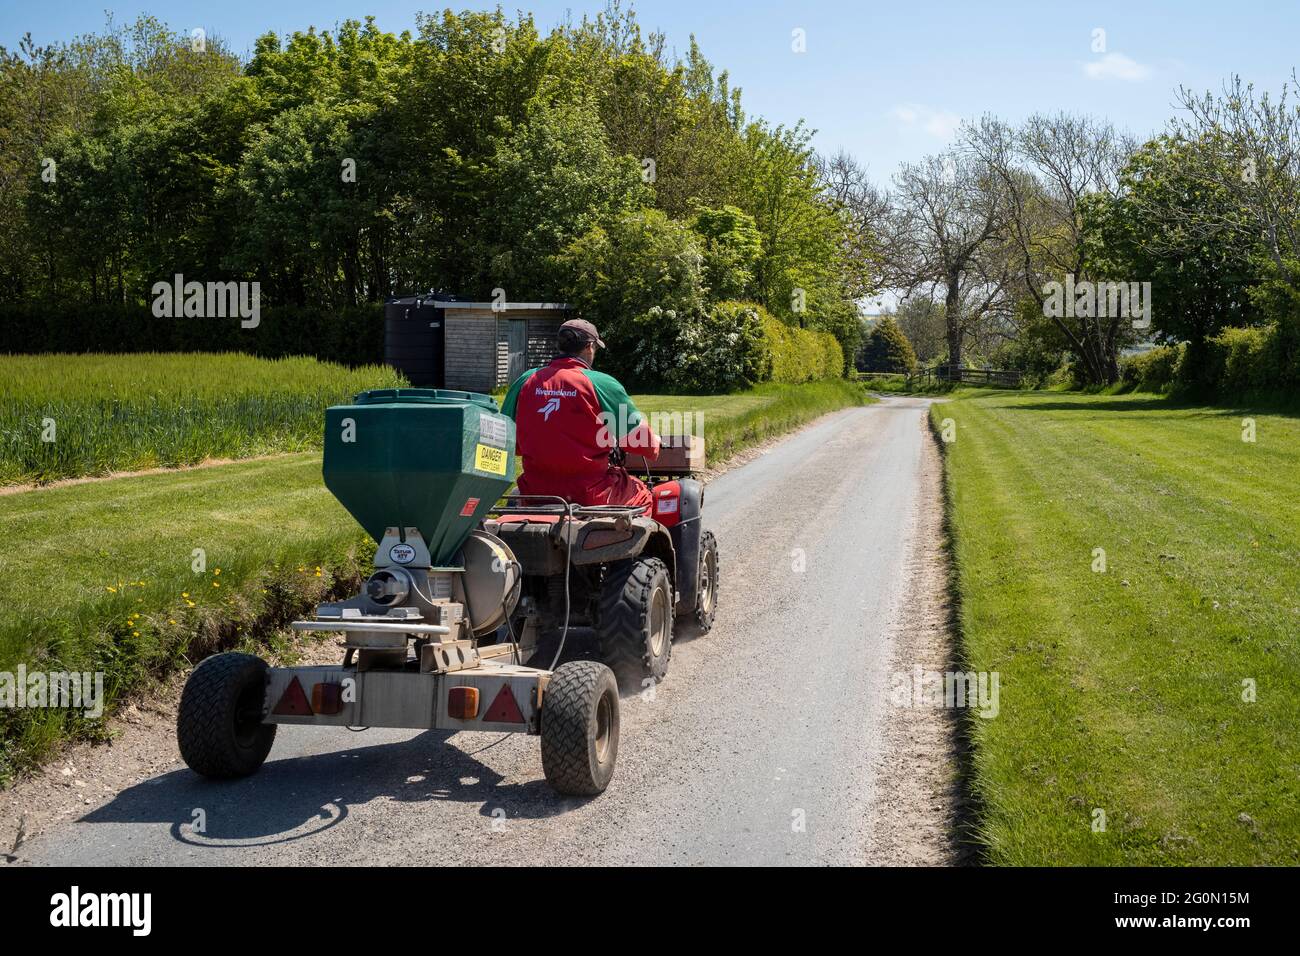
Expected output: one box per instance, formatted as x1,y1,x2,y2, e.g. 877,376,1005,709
3,1,1295,185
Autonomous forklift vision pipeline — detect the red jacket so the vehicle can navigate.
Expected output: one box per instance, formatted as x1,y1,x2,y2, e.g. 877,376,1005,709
502,356,659,506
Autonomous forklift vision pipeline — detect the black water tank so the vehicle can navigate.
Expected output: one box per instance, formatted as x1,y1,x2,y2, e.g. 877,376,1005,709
384,292,454,387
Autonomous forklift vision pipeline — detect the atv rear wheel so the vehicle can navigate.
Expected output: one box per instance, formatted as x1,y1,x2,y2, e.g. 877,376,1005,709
540,661,620,795
596,557,672,686
177,652,276,779
692,529,719,633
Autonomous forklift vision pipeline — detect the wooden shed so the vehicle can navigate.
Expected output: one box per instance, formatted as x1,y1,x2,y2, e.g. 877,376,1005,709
384,298,570,392
443,302,571,392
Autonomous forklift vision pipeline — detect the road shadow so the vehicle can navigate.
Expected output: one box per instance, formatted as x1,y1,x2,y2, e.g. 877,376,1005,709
73,728,589,851
66,624,676,853
669,619,709,647
520,621,708,686
926,413,987,867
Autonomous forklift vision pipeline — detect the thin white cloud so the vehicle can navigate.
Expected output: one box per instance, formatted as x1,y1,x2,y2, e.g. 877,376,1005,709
1083,52,1152,82
891,103,961,139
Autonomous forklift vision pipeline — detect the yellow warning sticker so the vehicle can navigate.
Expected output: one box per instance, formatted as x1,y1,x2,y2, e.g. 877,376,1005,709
475,443,508,475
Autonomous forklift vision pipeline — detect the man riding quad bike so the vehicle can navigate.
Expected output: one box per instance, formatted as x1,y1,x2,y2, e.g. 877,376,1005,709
173,318,717,796
490,319,719,686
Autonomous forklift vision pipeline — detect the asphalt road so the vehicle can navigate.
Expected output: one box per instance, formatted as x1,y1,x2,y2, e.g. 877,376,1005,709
23,396,935,866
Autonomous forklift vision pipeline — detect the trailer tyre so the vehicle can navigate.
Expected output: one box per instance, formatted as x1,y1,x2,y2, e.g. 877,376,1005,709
597,557,672,686
177,652,276,779
541,661,620,796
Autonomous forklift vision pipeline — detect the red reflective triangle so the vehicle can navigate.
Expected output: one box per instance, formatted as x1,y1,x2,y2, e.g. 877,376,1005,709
482,683,525,723
272,676,313,716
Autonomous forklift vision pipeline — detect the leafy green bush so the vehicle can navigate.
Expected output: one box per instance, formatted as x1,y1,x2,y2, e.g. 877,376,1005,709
1204,326,1275,393
858,316,917,374
1121,344,1183,393
1135,323,1300,397
823,329,847,377
563,208,849,391
561,208,708,388
691,205,763,300
663,301,769,393
760,309,844,383
1247,268,1300,379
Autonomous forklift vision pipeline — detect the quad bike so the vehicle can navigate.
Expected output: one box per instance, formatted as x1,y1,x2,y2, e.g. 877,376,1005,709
176,387,718,796
486,444,717,689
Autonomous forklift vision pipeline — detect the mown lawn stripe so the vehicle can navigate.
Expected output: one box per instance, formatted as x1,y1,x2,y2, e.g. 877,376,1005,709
937,390,1299,865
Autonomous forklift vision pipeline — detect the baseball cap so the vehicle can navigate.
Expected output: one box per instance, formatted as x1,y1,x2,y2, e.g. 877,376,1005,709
558,318,606,349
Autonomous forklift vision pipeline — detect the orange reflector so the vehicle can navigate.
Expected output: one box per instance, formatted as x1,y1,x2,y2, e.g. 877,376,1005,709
312,682,343,715
483,683,526,723
448,686,479,720
272,676,313,716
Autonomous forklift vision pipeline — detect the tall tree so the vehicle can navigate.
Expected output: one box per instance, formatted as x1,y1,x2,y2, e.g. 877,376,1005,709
1172,74,1300,293
963,113,1134,383
885,149,1011,370
1082,134,1260,386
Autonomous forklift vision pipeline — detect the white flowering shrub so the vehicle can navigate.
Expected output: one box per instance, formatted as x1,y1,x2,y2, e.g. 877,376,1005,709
662,302,768,392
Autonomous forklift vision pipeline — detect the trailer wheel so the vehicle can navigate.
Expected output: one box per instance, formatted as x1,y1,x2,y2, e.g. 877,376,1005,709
597,557,672,686
692,530,719,633
541,661,619,796
177,652,276,779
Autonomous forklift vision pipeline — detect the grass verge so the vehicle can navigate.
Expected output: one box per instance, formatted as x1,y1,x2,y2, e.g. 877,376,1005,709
0,454,372,785
934,389,1300,864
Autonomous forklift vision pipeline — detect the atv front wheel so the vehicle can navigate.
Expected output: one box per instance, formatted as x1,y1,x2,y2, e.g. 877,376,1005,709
177,652,276,779
692,529,719,633
596,556,672,686
540,661,620,796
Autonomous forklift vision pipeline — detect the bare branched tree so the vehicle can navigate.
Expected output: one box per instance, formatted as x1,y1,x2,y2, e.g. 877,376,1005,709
883,149,1012,369
815,150,889,299
963,112,1134,383
892,296,946,364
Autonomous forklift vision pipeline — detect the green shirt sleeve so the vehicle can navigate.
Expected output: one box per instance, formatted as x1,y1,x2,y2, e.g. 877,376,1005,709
583,369,643,440
501,368,538,421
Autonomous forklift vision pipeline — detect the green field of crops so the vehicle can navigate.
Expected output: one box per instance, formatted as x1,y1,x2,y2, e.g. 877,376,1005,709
0,353,406,485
